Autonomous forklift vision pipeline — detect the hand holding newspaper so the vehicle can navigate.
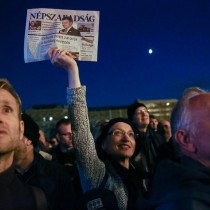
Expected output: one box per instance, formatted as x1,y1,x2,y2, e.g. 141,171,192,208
24,8,100,63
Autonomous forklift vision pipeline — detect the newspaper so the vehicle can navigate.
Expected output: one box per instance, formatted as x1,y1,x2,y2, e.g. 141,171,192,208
24,8,100,63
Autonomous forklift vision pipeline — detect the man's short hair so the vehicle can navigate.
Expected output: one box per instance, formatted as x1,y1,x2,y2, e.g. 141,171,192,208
170,87,207,156
171,87,207,136
62,16,73,22
55,118,71,133
0,79,22,119
127,101,147,121
22,113,40,147
149,114,158,120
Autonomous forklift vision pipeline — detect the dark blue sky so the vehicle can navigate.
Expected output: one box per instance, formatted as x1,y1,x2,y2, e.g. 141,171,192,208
1,0,210,110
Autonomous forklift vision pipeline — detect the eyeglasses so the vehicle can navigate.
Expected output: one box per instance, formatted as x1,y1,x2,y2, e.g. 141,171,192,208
108,129,137,139
58,132,72,137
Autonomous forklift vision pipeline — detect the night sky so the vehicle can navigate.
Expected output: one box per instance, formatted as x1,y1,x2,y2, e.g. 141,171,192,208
1,0,210,110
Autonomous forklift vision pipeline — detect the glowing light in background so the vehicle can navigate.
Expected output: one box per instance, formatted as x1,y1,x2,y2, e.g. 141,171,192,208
148,49,153,54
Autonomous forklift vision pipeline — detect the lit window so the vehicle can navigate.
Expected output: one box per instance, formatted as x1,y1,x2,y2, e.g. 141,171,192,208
49,116,53,121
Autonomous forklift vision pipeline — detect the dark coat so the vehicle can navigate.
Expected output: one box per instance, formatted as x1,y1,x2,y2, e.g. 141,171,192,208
134,128,165,175
16,152,77,210
132,128,165,192
0,165,37,210
59,27,81,36
52,146,76,167
51,146,83,196
136,157,210,210
67,27,81,36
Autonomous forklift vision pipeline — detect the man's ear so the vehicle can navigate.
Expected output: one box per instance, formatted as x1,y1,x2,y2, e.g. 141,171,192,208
174,130,196,153
26,140,32,146
19,120,24,140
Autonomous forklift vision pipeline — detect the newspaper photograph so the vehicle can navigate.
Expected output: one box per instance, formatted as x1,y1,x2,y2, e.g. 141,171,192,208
24,8,100,63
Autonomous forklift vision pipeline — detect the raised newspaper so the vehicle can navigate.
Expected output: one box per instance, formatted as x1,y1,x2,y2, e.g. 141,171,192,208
24,8,100,63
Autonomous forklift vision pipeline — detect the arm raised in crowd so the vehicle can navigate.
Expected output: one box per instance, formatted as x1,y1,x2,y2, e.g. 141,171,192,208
48,47,106,191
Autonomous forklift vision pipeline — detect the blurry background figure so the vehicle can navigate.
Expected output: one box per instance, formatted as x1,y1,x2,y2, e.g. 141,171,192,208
53,118,75,166
127,101,165,192
52,118,83,197
155,119,173,162
149,115,159,132
149,115,169,142
39,130,52,151
55,119,73,152
37,129,52,160
14,113,77,210
91,119,109,140
159,119,172,142
48,128,59,152
50,137,59,148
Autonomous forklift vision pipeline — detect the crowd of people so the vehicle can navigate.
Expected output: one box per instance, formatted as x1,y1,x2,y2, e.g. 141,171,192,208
1,47,210,210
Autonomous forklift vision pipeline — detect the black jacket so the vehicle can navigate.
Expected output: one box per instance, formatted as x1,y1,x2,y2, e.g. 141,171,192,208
16,152,77,210
134,128,165,175
0,165,38,210
136,156,210,210
132,128,165,192
59,27,81,36
67,27,81,36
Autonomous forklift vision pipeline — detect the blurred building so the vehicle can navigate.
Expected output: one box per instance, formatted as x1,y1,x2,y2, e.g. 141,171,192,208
25,98,177,139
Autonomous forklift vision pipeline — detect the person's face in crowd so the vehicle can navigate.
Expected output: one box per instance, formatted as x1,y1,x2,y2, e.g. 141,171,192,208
30,21,35,26
50,137,58,147
102,122,136,160
62,19,72,29
132,107,150,128
161,120,171,134
187,93,210,164
150,118,159,131
39,130,51,150
56,123,73,149
0,89,24,154
39,130,47,144
14,136,31,160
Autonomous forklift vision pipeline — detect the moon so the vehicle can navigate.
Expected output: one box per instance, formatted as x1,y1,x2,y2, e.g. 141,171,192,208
148,49,153,54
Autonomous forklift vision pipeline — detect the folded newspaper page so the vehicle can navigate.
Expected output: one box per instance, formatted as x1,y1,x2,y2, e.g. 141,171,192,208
24,8,100,63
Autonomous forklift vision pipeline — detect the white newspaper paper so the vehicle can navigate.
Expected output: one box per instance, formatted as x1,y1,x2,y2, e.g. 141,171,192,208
24,8,100,63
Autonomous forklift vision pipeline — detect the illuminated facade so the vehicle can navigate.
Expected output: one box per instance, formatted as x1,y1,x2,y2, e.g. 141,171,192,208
25,98,177,139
